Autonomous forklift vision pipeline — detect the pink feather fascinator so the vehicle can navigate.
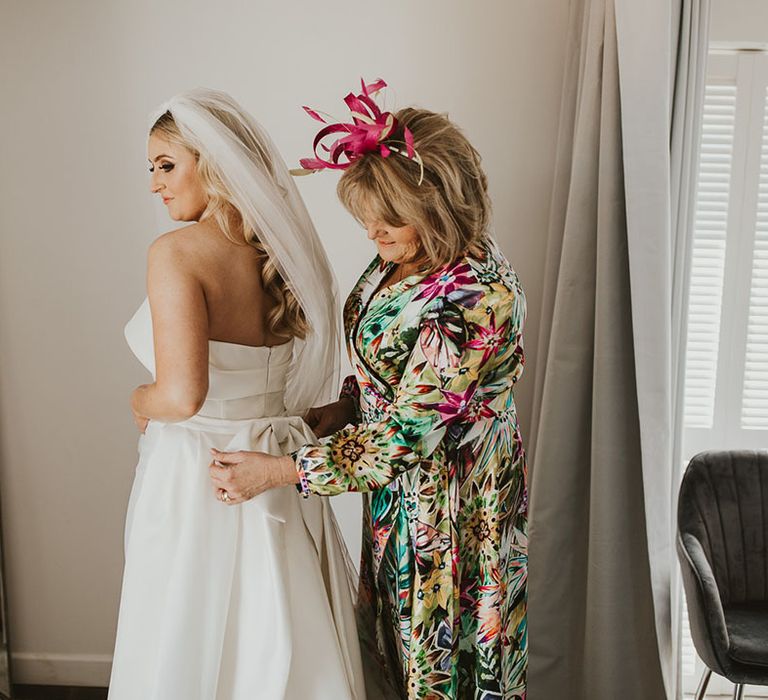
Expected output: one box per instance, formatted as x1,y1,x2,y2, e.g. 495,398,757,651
291,78,423,183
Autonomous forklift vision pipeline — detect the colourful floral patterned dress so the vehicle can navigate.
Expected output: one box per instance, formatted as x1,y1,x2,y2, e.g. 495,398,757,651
295,237,528,699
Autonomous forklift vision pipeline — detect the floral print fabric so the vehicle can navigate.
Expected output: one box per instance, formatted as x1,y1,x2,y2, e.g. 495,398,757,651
295,237,528,699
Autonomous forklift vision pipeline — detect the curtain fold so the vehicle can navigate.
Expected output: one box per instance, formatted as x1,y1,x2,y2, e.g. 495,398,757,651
527,0,708,697
613,0,676,694
668,1,711,696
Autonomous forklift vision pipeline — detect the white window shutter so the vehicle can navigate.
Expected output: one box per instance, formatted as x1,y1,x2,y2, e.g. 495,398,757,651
683,83,737,429
741,86,768,430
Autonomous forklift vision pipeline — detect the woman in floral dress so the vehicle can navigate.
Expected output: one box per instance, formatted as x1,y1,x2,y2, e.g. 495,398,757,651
209,92,528,700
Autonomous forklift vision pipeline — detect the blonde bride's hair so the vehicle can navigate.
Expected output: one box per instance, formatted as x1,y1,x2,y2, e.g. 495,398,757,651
151,110,307,338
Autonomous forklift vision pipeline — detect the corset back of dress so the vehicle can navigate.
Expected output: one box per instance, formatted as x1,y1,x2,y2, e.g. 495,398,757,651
124,298,292,420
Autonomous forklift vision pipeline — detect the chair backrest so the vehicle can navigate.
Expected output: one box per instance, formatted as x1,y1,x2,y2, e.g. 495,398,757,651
678,450,768,605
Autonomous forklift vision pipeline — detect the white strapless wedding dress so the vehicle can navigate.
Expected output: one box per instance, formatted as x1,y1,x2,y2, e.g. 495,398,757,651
108,299,365,700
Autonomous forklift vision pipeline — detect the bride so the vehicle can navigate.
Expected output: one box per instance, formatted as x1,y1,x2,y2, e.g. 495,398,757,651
109,89,365,700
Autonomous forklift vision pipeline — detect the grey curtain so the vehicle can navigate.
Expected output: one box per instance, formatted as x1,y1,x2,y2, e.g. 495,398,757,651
527,0,667,696
527,0,708,697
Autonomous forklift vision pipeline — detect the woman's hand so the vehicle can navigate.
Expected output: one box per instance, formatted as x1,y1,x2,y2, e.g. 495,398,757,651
208,448,298,505
304,397,356,438
131,386,150,434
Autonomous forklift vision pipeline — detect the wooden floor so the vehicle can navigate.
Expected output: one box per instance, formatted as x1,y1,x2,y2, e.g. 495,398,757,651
10,687,107,700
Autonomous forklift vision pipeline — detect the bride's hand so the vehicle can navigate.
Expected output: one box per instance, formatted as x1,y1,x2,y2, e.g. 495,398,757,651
130,387,150,434
208,448,298,505
304,397,355,438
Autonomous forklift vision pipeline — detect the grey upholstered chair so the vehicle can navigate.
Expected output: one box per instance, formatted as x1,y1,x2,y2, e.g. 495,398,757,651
677,450,768,700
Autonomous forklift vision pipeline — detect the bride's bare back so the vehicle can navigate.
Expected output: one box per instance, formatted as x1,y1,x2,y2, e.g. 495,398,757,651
169,219,290,348
138,219,290,423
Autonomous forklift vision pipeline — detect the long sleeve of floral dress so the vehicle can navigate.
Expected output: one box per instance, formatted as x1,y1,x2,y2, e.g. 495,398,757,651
295,241,528,700
296,287,520,494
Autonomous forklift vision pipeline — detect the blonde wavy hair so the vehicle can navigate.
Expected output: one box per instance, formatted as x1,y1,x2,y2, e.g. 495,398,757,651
337,107,490,270
151,110,307,338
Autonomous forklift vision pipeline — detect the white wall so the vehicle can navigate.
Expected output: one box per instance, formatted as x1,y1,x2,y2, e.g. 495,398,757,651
711,0,768,44
0,0,569,686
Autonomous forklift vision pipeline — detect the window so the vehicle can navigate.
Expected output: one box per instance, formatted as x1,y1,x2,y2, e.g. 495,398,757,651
681,49,768,696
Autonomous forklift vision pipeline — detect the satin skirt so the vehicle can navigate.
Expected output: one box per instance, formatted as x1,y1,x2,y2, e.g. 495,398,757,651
108,414,365,700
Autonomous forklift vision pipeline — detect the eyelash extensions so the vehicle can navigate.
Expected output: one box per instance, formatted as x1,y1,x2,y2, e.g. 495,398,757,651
148,162,175,173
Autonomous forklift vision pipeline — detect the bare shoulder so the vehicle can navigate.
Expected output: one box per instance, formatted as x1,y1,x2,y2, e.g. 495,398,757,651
146,225,207,311
148,223,212,272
